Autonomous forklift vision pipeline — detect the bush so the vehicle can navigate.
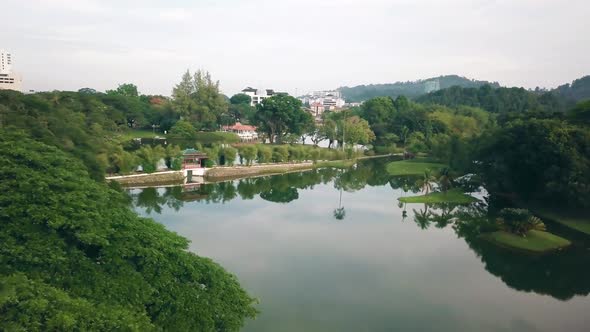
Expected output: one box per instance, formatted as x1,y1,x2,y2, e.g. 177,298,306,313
204,159,215,168
220,146,237,166
272,145,289,162
135,145,165,174
171,157,183,170
257,145,273,163
308,148,321,163
288,145,305,162
240,145,258,165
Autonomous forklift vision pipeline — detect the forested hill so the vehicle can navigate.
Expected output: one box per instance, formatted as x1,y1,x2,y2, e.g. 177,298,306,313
416,85,568,113
338,75,500,102
554,75,590,102
415,75,590,114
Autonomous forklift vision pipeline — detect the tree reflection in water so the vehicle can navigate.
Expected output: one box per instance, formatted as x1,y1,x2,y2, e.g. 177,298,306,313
333,187,346,220
127,157,590,301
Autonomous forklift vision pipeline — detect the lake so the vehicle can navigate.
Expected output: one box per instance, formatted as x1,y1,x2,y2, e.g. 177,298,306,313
130,158,590,332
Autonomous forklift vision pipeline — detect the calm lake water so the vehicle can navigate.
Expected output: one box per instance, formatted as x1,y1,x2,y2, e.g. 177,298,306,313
130,158,590,332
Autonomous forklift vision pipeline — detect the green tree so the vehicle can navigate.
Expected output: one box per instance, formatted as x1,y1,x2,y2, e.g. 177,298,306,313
0,132,257,331
342,116,376,146
171,70,196,118
106,83,139,98
169,119,196,140
253,95,313,143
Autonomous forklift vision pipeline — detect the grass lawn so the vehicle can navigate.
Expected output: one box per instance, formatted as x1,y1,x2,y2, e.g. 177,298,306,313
482,230,571,253
117,129,164,141
399,188,478,204
386,159,447,176
531,208,590,236
194,131,239,144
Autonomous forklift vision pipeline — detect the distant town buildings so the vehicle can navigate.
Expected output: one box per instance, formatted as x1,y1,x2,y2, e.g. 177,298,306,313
0,49,22,92
242,87,284,107
299,90,346,119
221,122,259,142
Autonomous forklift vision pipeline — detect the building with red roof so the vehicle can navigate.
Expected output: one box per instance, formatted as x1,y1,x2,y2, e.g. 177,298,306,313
221,122,259,141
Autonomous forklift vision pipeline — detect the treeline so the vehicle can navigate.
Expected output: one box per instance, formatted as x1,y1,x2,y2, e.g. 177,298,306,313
417,84,569,113
338,75,500,102
356,85,590,208
0,70,260,179
350,95,491,169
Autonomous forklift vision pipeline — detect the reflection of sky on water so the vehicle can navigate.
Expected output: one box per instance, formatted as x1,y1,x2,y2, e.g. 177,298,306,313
136,181,590,332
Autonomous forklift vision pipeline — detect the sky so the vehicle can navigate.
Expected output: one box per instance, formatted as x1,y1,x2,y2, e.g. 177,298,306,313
2,0,589,96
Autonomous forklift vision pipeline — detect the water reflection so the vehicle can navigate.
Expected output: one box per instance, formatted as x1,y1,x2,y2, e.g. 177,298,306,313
333,187,346,220
422,201,590,301
129,157,590,303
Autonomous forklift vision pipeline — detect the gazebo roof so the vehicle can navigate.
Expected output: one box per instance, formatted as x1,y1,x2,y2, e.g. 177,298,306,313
182,148,207,157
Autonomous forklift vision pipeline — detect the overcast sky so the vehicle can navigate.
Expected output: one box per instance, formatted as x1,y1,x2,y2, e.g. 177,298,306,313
2,0,589,96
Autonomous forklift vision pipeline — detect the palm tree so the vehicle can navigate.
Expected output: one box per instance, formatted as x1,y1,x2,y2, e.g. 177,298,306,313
400,126,410,147
415,169,437,194
496,208,546,237
438,167,454,193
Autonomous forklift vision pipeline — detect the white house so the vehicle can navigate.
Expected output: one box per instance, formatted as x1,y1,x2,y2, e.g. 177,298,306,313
222,122,259,141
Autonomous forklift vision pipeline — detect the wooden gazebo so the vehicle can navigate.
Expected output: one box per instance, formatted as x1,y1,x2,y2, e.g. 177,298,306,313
182,148,208,169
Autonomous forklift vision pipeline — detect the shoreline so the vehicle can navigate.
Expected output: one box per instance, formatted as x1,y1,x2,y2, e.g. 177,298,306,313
107,154,396,187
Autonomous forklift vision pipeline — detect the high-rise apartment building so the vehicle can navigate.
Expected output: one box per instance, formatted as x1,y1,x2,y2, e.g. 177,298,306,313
0,49,23,92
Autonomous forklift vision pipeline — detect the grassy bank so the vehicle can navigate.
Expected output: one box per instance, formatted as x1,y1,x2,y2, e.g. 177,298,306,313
194,131,240,144
399,189,478,204
117,129,165,141
386,159,446,176
107,171,184,186
482,230,571,253
314,159,356,169
530,207,590,236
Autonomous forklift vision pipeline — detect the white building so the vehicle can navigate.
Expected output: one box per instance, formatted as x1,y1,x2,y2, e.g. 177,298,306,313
241,87,277,107
0,49,23,92
221,122,259,141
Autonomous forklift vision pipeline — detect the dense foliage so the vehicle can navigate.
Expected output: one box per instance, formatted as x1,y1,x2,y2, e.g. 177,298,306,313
0,132,257,331
338,75,499,102
474,117,590,208
417,84,568,113
253,94,313,143
554,75,590,102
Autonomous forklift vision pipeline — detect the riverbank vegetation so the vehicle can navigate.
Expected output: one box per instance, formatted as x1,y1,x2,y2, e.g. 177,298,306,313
0,132,257,331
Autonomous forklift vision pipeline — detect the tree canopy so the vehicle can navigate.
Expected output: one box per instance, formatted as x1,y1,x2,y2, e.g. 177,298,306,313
253,94,313,143
0,131,257,331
